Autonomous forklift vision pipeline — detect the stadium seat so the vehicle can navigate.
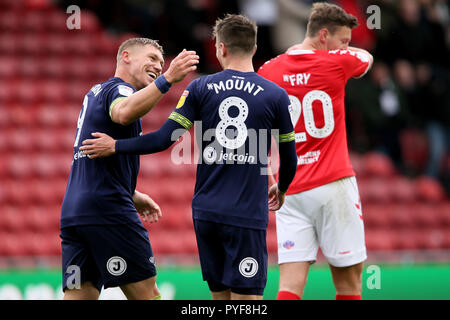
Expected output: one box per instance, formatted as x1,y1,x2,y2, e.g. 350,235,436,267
389,204,415,229
46,10,68,33
440,203,450,226
22,11,47,32
36,104,63,128
400,128,428,174
45,34,68,55
266,230,278,253
7,180,33,206
349,151,366,178
0,57,19,80
365,230,395,251
9,105,38,128
0,12,20,33
392,230,420,250
443,229,450,249
66,57,92,80
41,80,67,103
7,155,34,179
68,33,95,56
21,33,45,56
359,178,391,204
362,204,391,229
43,231,62,255
2,206,27,232
24,206,53,232
22,231,50,256
362,151,396,178
150,231,183,255
416,229,447,250
29,179,58,205
411,204,442,228
414,176,446,203
159,205,192,230
41,57,66,79
66,80,91,103
390,176,416,203
0,232,28,256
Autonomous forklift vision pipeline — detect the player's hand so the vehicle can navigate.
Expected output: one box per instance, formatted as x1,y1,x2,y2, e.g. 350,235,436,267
163,49,199,84
268,183,286,211
133,190,162,224
80,132,116,159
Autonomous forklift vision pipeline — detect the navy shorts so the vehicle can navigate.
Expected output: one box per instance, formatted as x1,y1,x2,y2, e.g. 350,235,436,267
193,218,268,295
60,223,156,292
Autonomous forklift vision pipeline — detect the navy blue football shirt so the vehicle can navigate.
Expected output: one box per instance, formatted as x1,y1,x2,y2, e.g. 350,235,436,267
116,69,296,230
61,77,142,228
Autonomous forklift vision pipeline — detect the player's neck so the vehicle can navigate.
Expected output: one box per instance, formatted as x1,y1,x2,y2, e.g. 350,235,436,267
300,37,326,51
114,67,136,88
222,58,254,73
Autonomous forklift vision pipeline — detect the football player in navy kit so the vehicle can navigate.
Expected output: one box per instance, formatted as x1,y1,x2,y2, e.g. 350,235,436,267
61,38,199,300
81,16,298,300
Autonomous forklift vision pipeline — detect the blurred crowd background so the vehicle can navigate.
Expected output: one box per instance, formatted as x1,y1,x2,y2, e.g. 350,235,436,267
0,0,449,271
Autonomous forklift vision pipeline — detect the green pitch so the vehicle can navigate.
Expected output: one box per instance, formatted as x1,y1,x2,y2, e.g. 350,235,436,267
0,263,449,299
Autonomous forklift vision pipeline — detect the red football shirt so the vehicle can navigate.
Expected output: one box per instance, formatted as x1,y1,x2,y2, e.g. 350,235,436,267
258,49,371,194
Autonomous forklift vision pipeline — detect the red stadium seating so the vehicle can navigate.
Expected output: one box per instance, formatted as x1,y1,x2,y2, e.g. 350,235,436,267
412,204,442,228
415,176,447,203
2,206,27,232
359,178,392,204
440,203,450,226
416,228,447,250
266,230,278,253
389,176,416,203
0,232,28,256
389,204,415,229
392,230,421,250
365,230,395,251
362,151,396,178
2,1,448,262
362,204,392,230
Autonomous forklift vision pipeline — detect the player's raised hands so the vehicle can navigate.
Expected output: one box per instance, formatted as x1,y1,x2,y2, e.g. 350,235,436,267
268,183,286,211
163,49,199,84
80,132,116,159
133,190,162,224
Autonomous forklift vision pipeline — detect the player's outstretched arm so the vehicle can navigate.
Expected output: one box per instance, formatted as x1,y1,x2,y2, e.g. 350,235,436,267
80,118,186,158
111,49,199,125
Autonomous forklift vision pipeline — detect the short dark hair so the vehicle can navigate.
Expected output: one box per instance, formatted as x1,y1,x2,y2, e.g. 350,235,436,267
212,14,257,55
306,2,358,37
116,37,164,61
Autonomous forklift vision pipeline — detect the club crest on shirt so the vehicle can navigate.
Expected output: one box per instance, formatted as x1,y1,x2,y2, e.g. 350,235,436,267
176,90,189,109
118,85,134,97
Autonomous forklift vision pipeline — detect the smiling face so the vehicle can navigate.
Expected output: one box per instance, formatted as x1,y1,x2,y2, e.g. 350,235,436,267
125,44,164,90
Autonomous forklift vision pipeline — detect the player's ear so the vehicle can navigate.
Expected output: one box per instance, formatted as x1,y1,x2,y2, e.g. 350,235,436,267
318,28,328,44
121,50,131,64
219,42,227,57
252,44,257,57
